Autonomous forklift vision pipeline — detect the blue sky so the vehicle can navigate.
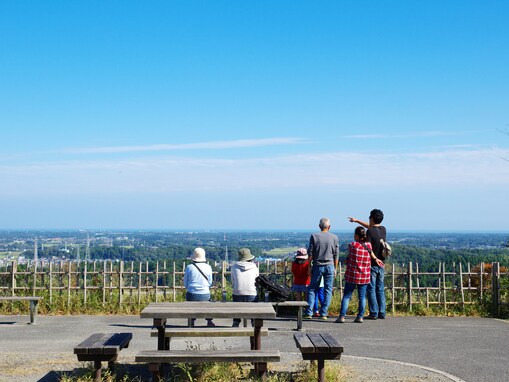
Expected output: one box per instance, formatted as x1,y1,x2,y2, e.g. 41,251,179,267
1,1,508,231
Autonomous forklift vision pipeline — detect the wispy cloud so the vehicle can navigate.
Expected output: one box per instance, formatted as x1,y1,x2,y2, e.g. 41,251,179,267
60,137,307,154
2,146,509,197
344,131,457,139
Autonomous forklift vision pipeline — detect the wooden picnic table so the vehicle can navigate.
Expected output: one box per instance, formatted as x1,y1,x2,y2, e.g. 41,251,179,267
140,301,276,351
139,301,278,378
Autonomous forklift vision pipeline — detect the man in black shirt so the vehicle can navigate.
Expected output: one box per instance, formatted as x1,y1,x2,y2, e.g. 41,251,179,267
348,209,387,319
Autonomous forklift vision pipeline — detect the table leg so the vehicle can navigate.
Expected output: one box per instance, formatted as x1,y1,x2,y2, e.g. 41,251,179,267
297,305,303,331
253,319,263,375
93,360,102,382
29,300,39,325
154,318,167,350
154,318,167,377
317,358,325,382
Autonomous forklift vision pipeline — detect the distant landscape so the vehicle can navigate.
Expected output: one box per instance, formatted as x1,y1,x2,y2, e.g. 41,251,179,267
1,230,508,269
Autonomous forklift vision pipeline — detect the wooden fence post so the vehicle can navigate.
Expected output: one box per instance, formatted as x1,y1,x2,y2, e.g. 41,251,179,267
67,262,72,306
83,262,87,306
137,262,142,305
492,262,500,318
119,261,124,306
391,263,396,314
33,261,38,298
155,262,159,302
459,263,465,309
48,262,52,302
479,262,484,301
442,262,447,313
408,262,413,311
11,261,16,296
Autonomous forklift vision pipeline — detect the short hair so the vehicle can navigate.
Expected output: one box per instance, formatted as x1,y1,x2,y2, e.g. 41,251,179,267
319,218,330,230
369,209,384,224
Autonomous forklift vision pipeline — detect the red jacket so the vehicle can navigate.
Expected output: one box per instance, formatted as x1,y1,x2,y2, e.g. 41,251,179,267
292,260,310,286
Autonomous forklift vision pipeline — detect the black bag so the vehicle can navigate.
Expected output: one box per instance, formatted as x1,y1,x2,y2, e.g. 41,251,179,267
255,275,291,302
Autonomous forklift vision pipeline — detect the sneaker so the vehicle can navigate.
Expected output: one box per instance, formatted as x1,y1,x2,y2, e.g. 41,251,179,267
354,317,363,323
378,315,386,319
303,315,312,319
313,312,320,317
320,316,328,320
365,315,378,320
335,316,346,323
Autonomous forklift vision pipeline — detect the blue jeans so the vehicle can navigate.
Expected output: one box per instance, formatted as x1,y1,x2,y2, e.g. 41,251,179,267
186,292,213,323
367,265,386,318
232,294,258,325
340,282,368,318
305,264,334,317
313,287,325,313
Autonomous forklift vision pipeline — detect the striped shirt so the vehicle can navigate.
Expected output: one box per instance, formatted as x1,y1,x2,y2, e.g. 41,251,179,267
344,241,372,285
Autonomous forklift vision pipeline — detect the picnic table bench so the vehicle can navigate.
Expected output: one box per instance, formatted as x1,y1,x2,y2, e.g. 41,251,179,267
151,326,269,350
74,332,132,382
0,296,42,324
294,332,343,382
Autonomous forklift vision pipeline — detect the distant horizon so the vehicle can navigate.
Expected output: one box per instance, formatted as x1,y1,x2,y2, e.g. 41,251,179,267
1,228,508,235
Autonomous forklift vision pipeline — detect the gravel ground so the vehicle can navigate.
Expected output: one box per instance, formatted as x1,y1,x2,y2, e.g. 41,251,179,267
2,314,507,382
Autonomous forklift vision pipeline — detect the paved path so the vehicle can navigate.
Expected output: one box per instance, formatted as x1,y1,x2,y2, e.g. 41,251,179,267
0,314,507,381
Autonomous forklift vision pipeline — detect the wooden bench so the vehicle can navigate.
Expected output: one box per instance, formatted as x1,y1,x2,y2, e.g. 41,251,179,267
294,332,343,382
150,327,269,350
136,349,280,379
74,332,132,382
0,296,42,324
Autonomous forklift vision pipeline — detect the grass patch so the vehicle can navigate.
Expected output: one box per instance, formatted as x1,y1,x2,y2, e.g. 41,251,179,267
58,361,346,382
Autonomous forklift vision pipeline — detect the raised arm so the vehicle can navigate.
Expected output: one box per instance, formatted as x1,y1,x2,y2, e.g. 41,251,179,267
348,216,369,229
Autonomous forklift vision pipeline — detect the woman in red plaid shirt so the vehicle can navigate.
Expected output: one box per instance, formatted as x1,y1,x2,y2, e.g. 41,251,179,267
336,226,384,323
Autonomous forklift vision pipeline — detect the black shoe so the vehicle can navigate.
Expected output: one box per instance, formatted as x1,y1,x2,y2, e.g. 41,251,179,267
365,315,378,320
378,315,386,319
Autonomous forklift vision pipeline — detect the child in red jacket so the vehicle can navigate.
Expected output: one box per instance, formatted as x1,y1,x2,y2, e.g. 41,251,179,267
291,248,311,301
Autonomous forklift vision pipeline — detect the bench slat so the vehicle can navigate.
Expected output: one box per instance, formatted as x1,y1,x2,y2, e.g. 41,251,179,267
102,333,133,355
136,350,280,364
307,333,330,353
74,333,106,355
75,333,132,355
151,327,269,338
319,333,343,353
294,332,316,353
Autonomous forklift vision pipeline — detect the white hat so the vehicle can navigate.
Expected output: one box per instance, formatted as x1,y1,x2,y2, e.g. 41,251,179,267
295,248,308,259
191,247,206,262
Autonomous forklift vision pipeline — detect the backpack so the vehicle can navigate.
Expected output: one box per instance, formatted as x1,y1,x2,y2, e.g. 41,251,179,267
255,275,291,302
380,239,392,258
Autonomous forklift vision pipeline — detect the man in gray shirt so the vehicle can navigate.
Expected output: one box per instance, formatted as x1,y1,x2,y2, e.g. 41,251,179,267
304,217,339,319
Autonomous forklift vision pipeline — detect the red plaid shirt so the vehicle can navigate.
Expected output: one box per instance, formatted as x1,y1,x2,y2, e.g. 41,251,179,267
344,241,372,285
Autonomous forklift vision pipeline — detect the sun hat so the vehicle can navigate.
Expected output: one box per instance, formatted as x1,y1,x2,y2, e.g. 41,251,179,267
238,248,255,261
295,248,308,259
191,247,206,262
